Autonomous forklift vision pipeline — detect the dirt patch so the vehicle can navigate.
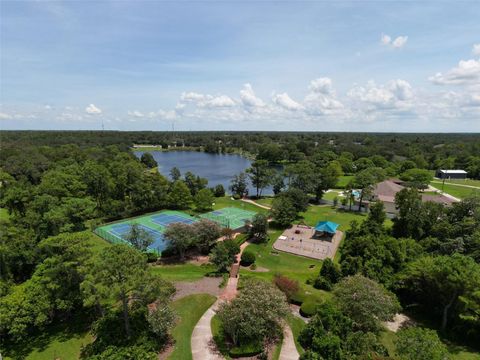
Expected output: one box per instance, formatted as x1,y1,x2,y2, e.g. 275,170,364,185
173,277,223,300
384,313,414,332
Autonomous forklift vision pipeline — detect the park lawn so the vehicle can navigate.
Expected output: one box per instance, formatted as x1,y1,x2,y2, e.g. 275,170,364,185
286,315,306,355
323,189,344,201
430,182,480,199
2,316,93,360
435,178,480,188
255,197,274,207
213,196,269,215
169,293,216,360
150,263,216,281
299,205,367,231
336,175,354,188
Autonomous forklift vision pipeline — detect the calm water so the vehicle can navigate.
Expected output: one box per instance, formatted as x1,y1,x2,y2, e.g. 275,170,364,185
134,151,274,195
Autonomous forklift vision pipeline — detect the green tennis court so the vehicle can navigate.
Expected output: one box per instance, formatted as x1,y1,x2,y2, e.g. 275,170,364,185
94,210,197,254
199,207,257,229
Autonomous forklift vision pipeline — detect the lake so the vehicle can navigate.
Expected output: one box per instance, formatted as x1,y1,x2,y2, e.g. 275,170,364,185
134,150,274,195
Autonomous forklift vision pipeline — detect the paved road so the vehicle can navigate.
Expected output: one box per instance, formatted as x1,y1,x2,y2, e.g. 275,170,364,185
279,324,300,360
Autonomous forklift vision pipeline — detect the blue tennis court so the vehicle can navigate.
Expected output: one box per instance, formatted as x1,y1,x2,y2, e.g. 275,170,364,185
151,213,196,227
110,223,169,252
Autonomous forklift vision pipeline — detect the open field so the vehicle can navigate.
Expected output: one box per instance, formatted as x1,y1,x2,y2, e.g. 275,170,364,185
255,197,274,207
213,196,269,214
430,182,480,199
150,263,216,282
336,175,354,188
323,189,344,201
168,293,216,360
434,178,480,187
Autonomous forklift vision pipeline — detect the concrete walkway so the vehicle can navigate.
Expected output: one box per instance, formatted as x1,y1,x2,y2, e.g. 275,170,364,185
279,323,300,360
241,198,272,210
191,300,224,360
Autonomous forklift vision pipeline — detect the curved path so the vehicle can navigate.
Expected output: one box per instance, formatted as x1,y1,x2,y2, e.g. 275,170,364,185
191,300,224,360
279,324,300,360
241,198,272,210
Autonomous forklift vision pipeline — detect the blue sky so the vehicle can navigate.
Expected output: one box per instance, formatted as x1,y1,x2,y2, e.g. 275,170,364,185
1,1,479,131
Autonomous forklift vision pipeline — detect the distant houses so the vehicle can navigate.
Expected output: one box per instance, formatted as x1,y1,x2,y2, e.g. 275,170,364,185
361,179,456,215
435,169,467,180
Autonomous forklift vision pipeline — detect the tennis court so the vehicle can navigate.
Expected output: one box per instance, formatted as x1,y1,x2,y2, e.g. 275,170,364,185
199,206,257,229
94,210,197,254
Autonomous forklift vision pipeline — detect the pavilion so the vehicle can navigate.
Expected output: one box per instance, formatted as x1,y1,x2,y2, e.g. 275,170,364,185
314,221,339,237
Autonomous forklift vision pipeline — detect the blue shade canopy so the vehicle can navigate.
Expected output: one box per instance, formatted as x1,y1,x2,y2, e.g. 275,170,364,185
314,221,339,234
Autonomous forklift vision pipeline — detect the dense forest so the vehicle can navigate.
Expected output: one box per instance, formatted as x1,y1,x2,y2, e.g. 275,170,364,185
0,131,479,359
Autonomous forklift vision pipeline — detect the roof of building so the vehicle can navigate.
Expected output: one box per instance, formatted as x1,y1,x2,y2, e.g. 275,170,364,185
315,221,339,234
421,194,456,205
439,169,467,174
373,180,405,203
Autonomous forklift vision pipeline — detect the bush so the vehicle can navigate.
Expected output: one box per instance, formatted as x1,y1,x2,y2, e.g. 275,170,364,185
289,290,306,305
273,274,300,302
160,247,177,258
241,250,256,266
146,252,159,263
229,343,263,358
313,276,332,291
300,300,318,317
213,184,226,197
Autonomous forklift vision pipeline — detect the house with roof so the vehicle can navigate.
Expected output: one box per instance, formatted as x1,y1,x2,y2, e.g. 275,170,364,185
361,179,457,214
436,169,467,180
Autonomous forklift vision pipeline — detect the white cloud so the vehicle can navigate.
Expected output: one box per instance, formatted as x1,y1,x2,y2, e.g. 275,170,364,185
473,44,480,56
272,92,303,111
381,34,391,46
381,34,408,49
0,112,13,120
309,77,334,94
128,110,144,118
240,83,265,107
202,95,235,108
180,92,206,102
180,92,235,108
348,79,414,110
85,103,102,115
429,58,480,85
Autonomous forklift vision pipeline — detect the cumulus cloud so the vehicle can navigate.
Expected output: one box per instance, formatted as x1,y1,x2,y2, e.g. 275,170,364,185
85,103,102,115
348,79,414,110
239,83,265,107
272,93,303,111
309,78,334,95
180,92,235,108
473,44,480,56
429,58,480,85
381,34,408,49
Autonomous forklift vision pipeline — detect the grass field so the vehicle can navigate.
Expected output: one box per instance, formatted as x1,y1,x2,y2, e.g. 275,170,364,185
150,263,216,281
323,189,344,201
213,196,269,214
434,178,480,187
255,197,274,207
336,175,354,188
430,182,480,199
169,293,216,360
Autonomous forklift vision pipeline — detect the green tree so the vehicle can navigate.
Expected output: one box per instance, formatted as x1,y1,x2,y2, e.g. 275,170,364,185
217,279,289,346
271,196,297,227
125,223,153,252
193,219,222,254
249,213,269,242
167,180,193,209
333,275,400,332
163,223,196,261
230,172,249,198
194,188,214,211
140,152,158,168
82,244,174,338
170,167,181,181
395,254,480,332
209,240,239,272
400,168,433,190
396,327,450,360
246,160,273,198
213,184,226,197
354,167,386,212
314,258,341,290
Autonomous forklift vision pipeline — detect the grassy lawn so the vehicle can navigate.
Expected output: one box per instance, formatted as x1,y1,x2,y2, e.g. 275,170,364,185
169,293,216,360
255,197,274,207
299,205,366,231
213,196,269,215
2,316,93,360
380,330,479,360
430,182,480,199
433,178,480,188
323,189,344,201
336,175,354,188
150,263,216,281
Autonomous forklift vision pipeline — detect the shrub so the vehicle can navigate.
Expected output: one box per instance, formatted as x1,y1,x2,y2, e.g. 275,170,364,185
146,252,159,263
213,184,226,197
313,276,332,291
241,250,256,266
273,274,300,302
300,300,318,317
229,343,263,357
